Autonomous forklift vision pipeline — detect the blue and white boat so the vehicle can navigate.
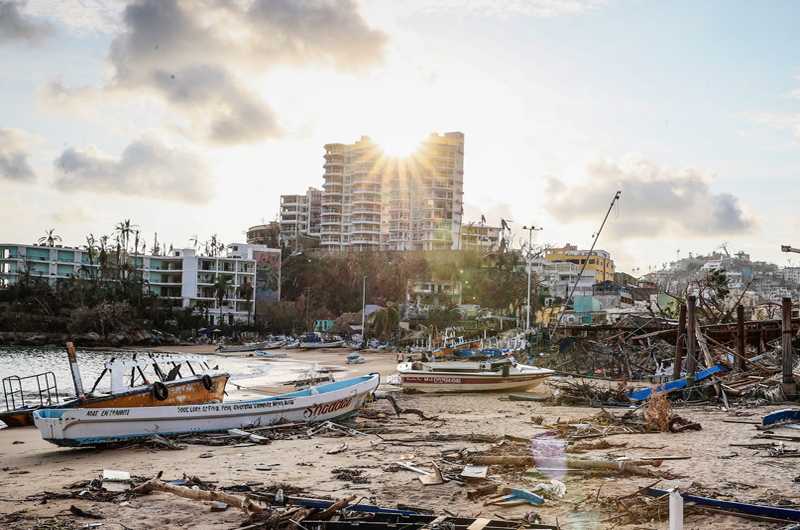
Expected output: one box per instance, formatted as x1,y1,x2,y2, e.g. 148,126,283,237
33,374,380,447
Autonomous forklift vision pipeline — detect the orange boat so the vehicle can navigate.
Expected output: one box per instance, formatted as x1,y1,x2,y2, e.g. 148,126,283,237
1,344,229,428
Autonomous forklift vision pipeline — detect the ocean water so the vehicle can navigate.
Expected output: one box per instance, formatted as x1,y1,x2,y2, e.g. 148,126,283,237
0,346,315,415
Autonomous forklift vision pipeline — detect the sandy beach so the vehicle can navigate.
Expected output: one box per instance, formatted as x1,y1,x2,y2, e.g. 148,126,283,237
1,346,798,529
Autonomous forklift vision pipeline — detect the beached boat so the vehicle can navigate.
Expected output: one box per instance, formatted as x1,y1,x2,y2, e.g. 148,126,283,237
255,350,288,358
396,357,553,392
0,350,228,428
33,374,380,447
294,363,336,391
298,340,345,349
219,339,287,352
346,352,365,364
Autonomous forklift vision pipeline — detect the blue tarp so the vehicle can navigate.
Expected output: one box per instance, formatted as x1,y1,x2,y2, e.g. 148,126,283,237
626,365,725,401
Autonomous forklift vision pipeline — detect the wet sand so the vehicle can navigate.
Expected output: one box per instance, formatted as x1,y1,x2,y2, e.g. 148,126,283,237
0,349,794,529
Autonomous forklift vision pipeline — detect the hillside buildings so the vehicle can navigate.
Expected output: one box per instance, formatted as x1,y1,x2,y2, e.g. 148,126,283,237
0,242,282,325
279,132,466,252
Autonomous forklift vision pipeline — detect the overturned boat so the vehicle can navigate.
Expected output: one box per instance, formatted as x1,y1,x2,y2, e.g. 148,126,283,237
33,373,380,447
1,344,228,428
396,357,553,392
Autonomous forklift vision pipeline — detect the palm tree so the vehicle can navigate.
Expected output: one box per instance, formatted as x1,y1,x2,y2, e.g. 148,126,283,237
367,302,400,341
38,229,61,247
189,234,199,250
113,219,139,255
213,276,232,326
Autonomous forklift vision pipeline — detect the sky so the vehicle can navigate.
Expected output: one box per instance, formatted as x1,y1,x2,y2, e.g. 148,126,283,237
1,0,800,275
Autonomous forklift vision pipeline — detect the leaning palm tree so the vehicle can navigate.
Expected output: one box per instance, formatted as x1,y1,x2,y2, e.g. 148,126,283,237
38,229,61,247
367,302,400,341
213,276,232,326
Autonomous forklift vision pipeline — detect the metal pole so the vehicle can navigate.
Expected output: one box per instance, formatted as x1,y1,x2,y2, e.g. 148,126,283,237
736,304,745,372
361,276,367,341
552,191,621,338
782,297,796,396
673,303,686,381
685,296,697,388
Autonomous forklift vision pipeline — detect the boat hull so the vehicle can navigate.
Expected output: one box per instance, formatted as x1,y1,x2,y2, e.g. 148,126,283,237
398,372,550,392
33,374,380,447
0,374,228,428
397,360,553,392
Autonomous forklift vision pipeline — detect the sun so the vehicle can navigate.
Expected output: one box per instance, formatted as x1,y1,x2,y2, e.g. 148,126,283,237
378,135,422,158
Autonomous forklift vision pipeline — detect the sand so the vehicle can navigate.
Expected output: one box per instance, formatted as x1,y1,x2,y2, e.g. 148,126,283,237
1,347,797,529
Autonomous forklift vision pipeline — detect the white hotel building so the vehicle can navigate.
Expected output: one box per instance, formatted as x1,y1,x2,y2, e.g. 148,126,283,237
280,132,465,252
0,242,275,325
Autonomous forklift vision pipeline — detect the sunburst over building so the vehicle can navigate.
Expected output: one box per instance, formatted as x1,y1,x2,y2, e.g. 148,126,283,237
280,132,465,252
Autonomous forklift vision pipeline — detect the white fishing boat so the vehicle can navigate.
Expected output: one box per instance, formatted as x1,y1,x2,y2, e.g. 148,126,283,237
33,373,380,447
218,339,287,352
298,340,345,349
396,358,553,392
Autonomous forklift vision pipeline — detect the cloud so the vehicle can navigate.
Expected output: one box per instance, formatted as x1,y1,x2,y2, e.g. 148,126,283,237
53,133,214,204
0,0,56,46
781,76,800,100
25,0,122,36
0,127,41,182
42,0,388,145
752,112,800,137
543,152,759,240
411,0,605,19
51,204,96,224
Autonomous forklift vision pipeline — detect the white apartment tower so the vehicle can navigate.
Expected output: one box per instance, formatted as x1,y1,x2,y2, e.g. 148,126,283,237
318,132,465,252
279,187,322,249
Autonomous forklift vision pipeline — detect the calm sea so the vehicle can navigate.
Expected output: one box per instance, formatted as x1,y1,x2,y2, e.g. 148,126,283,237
0,346,315,418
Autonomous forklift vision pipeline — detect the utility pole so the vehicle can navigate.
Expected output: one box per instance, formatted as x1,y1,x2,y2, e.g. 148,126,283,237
552,191,621,339
522,225,543,336
361,276,367,348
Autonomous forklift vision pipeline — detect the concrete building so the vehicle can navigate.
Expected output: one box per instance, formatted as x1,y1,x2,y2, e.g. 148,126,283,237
287,132,465,252
0,242,281,325
279,187,322,250
544,244,615,283
460,224,501,253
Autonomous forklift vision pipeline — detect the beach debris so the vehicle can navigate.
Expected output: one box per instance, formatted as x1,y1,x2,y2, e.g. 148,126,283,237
327,441,348,454
531,479,567,499
484,488,545,507
69,505,103,519
210,501,229,512
199,452,214,458
132,471,264,513
467,484,499,501
460,464,488,482
101,470,130,493
417,462,445,485
644,486,800,523
331,468,371,484
307,421,367,437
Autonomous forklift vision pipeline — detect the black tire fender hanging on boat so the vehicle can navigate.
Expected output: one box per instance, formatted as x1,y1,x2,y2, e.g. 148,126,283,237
202,374,213,391
152,381,169,401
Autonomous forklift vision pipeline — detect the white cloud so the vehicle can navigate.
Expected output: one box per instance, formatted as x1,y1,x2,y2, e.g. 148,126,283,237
543,152,759,240
40,0,389,145
53,132,214,204
51,203,96,224
396,0,606,19
0,0,56,46
25,0,123,36
781,75,800,100
0,127,43,181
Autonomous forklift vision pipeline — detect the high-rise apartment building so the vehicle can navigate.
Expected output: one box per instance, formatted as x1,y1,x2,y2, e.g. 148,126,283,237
279,187,321,250
287,132,465,252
